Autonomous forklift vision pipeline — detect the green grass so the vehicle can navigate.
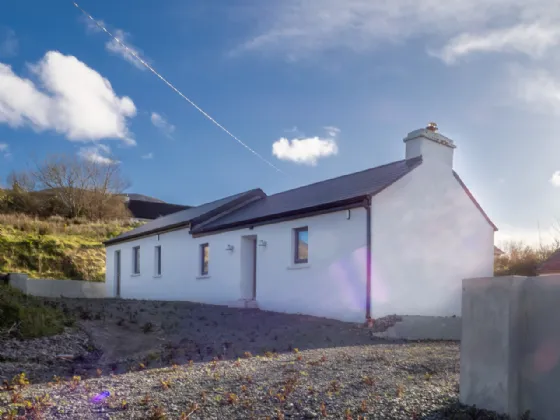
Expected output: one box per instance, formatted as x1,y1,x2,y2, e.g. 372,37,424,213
0,282,74,338
0,214,140,281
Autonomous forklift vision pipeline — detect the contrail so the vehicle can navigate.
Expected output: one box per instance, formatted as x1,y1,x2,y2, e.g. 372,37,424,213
72,1,284,174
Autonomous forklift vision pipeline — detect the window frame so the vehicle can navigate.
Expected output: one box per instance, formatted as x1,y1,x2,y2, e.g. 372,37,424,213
200,243,209,276
132,246,141,275
293,227,309,264
154,245,162,276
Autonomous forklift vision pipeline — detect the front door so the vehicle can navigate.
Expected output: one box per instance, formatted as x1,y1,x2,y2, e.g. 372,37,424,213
114,250,121,298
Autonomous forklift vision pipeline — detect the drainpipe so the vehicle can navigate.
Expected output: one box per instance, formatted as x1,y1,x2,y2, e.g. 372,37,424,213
364,196,373,326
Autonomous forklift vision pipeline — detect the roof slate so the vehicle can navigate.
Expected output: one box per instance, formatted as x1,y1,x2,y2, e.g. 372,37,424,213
105,189,265,245
193,157,423,233
126,200,191,220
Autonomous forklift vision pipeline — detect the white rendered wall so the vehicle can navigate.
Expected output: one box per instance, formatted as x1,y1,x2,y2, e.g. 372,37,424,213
369,161,495,318
106,208,368,322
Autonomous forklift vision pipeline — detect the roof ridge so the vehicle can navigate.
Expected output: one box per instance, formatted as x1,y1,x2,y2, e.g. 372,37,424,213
267,157,422,199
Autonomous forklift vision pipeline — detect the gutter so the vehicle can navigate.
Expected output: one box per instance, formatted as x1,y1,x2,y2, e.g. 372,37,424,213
364,196,373,326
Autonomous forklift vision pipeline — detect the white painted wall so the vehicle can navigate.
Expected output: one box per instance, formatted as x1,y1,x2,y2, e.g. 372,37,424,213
369,160,495,318
106,208,368,322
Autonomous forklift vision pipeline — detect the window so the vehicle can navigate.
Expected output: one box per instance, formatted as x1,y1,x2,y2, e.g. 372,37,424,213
154,246,162,276
200,243,209,275
294,227,308,264
132,246,140,274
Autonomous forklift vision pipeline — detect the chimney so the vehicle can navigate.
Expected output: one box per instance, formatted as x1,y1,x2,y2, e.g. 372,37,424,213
403,122,456,167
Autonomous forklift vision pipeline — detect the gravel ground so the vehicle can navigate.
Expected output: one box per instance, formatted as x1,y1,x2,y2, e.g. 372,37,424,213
0,299,517,419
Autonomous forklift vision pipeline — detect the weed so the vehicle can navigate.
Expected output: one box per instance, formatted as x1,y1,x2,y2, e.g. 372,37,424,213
226,393,238,405
243,351,252,358
293,348,300,353
142,322,154,334
10,391,23,403
396,384,404,398
160,379,172,390
320,402,327,417
138,363,146,370
121,400,129,410
69,375,81,390
147,405,167,420
345,408,352,419
276,408,285,420
360,400,367,413
96,369,102,377
11,372,29,388
139,394,152,406
363,376,375,386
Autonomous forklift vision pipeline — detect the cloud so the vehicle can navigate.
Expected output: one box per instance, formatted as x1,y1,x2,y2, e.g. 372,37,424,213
513,68,560,115
141,152,154,160
0,51,136,144
0,28,18,57
150,112,175,139
83,18,148,70
433,24,560,64
324,126,340,137
550,171,560,187
233,0,560,61
272,126,339,165
0,142,10,158
78,144,118,165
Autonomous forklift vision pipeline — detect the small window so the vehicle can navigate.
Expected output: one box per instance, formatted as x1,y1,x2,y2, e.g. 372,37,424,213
200,243,209,275
132,246,140,274
154,246,162,276
294,227,308,264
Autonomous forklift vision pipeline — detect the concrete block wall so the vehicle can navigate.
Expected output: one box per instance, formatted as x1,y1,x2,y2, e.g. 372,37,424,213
461,275,560,420
7,273,106,299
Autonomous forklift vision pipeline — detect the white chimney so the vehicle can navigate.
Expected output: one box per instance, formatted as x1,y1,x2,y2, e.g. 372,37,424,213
403,122,456,167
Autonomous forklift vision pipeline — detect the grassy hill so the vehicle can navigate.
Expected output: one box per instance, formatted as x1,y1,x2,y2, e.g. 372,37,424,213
0,214,139,281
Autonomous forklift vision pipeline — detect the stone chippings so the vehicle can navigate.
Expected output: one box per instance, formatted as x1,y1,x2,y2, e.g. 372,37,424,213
0,299,516,419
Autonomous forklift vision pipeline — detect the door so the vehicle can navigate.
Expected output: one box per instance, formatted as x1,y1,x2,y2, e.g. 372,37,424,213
114,250,121,298
241,236,257,300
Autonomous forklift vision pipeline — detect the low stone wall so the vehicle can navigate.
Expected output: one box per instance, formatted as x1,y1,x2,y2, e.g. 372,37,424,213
7,273,106,299
461,275,560,420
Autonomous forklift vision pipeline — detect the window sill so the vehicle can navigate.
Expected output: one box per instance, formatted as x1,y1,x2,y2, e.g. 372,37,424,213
196,275,211,280
153,275,162,278
131,273,141,277
287,264,311,270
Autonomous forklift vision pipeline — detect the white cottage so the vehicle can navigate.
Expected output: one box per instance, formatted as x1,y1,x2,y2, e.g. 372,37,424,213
105,125,497,323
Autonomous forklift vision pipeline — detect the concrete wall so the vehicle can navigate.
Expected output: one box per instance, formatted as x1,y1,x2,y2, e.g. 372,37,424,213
106,208,369,322
370,160,495,318
8,273,106,298
461,275,560,420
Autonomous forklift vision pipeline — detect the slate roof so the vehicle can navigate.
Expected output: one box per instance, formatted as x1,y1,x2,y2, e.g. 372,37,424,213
105,189,265,245
193,157,423,234
537,249,560,275
126,200,191,220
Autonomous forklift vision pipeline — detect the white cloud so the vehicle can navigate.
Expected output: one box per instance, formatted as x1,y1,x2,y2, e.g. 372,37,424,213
324,126,340,137
0,143,7,151
0,142,10,158
550,171,560,187
0,28,18,57
141,152,153,160
513,68,560,115
106,29,147,70
272,126,339,165
78,144,118,165
0,51,136,144
83,18,148,70
233,0,560,61
150,112,175,138
434,24,560,64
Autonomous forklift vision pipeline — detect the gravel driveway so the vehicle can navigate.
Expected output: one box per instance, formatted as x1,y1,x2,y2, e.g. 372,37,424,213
0,299,514,419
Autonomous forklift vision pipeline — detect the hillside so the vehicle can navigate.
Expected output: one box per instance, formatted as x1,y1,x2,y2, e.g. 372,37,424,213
0,214,139,281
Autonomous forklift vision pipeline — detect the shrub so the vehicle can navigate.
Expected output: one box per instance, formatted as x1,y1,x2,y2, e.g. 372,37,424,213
494,240,559,277
0,283,73,338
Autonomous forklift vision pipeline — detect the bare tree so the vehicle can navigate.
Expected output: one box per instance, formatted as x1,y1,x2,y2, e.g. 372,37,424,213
30,154,130,219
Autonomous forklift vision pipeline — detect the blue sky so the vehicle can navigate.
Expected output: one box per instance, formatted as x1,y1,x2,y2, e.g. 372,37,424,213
1,0,560,245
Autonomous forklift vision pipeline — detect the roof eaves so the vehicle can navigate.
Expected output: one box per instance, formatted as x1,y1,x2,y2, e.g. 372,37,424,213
193,196,368,235
453,171,498,232
104,221,191,246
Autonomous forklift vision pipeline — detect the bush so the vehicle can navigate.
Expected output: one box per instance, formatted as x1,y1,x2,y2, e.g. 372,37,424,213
0,283,73,338
494,240,559,277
